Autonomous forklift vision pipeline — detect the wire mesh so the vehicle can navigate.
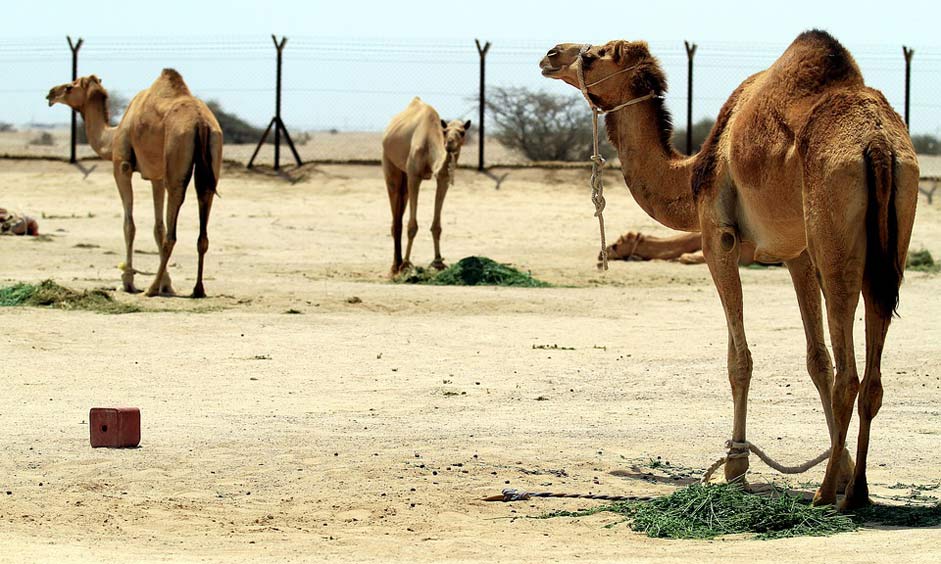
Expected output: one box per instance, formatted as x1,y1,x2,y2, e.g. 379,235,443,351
0,35,939,167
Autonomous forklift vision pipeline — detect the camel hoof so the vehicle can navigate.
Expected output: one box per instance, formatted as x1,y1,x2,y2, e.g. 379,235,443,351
812,487,837,507
430,259,447,271
840,482,871,511
191,284,206,299
123,284,141,294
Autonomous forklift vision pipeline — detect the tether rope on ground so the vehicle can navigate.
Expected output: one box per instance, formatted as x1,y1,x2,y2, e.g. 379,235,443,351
485,440,832,502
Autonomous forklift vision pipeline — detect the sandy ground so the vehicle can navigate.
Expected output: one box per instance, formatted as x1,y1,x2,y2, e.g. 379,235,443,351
1,159,940,563
0,129,529,168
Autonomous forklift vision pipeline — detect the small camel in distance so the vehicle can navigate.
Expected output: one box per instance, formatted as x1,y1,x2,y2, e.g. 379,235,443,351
382,97,470,275
47,69,222,297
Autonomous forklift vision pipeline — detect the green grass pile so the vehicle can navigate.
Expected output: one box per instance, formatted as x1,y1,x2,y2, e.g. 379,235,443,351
0,280,140,314
396,256,550,287
543,483,857,540
906,249,940,273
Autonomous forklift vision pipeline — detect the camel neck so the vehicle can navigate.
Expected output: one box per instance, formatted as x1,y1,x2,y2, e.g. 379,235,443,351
604,103,699,232
80,91,115,161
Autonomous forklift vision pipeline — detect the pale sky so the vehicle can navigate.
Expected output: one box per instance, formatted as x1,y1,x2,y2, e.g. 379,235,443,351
2,0,940,134
5,0,941,44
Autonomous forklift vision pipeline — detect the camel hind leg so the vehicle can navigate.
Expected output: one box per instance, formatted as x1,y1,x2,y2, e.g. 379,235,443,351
146,132,194,297
785,252,854,490
383,156,407,275
191,128,219,299
802,163,866,507
150,179,174,295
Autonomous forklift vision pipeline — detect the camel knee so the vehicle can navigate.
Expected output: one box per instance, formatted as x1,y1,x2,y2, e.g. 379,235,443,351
728,347,753,388
858,378,883,420
407,223,418,239
430,224,442,238
807,345,833,387
197,236,209,255
831,371,860,422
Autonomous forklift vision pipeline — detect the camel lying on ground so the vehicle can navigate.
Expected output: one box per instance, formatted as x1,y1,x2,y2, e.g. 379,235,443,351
604,231,704,264
542,30,918,508
47,69,222,297
0,208,39,236
382,97,470,275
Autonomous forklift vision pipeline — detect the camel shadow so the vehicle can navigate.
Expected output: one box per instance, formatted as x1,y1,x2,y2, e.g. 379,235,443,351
609,464,699,487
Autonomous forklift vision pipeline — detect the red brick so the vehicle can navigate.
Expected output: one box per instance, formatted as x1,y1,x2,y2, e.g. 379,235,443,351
89,407,141,448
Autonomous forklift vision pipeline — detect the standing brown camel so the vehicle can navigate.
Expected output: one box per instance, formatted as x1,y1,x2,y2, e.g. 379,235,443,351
382,97,470,275
47,69,222,297
541,30,918,509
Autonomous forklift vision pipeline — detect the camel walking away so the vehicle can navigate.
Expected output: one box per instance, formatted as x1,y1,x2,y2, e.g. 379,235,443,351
47,69,223,297
541,30,918,509
382,97,470,275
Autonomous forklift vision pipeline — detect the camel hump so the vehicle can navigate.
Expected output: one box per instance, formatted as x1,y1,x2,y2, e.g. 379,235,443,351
153,68,192,97
778,30,862,92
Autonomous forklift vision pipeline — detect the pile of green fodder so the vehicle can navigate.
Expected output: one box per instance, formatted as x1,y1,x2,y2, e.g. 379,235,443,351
906,249,940,273
543,483,857,540
0,280,140,314
396,256,550,288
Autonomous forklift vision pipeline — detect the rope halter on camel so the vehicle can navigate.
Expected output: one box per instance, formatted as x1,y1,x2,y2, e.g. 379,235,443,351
574,44,661,271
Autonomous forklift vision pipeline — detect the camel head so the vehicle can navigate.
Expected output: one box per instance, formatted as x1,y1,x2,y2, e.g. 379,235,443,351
46,75,106,111
540,41,664,110
440,119,471,154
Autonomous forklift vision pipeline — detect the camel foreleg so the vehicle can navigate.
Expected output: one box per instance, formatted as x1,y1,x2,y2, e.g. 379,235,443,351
113,160,139,293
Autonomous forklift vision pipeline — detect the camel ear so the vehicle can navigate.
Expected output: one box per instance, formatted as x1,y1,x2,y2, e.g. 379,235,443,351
78,77,90,88
611,41,627,63
462,120,471,135
89,75,101,85
441,119,448,130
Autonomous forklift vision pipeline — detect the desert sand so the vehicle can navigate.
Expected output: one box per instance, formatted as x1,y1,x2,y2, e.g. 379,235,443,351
1,158,939,563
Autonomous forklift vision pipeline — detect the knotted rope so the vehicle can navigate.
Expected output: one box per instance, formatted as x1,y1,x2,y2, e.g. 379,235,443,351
701,440,832,484
573,44,659,271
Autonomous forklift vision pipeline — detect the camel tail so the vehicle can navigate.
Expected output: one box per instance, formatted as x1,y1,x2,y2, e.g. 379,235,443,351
194,123,217,195
862,140,902,320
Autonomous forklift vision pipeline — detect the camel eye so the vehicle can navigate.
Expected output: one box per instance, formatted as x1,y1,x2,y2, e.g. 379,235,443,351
66,86,73,92
599,49,606,57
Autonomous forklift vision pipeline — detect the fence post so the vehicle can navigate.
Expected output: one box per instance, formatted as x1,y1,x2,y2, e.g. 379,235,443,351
67,36,83,164
684,40,697,155
475,39,491,171
902,46,913,131
248,35,302,170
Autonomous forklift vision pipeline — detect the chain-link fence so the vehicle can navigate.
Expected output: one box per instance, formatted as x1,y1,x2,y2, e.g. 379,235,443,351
1,35,939,171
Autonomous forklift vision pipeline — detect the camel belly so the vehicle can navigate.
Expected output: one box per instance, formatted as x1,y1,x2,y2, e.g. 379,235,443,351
733,184,807,262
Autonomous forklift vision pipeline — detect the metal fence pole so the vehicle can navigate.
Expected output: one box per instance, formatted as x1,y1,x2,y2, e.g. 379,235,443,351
67,36,83,163
684,40,697,155
248,35,301,170
903,46,913,131
475,39,491,171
